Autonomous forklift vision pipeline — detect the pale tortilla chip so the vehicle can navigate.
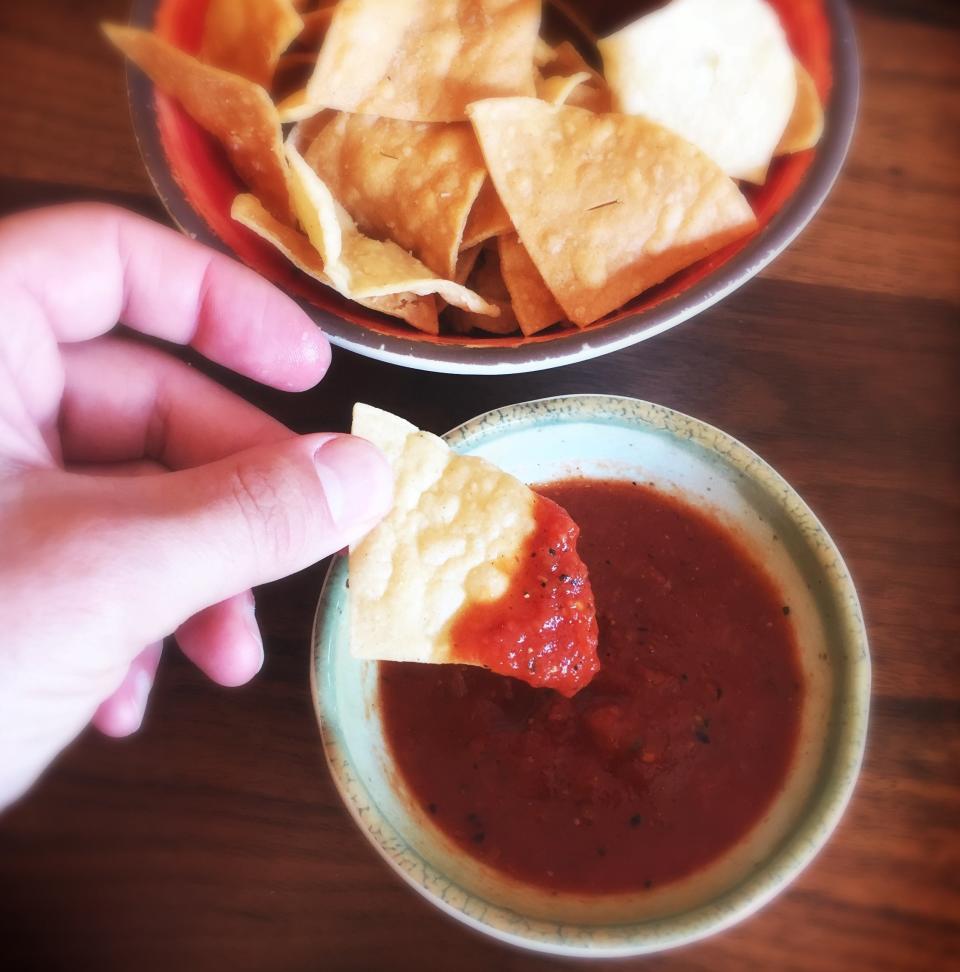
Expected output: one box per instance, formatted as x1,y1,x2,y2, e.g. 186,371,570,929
276,87,321,123
599,0,796,182
104,25,293,224
469,97,757,326
200,0,302,87
349,403,538,664
304,0,540,122
777,59,824,155
498,234,564,335
232,194,439,333
446,243,520,334
285,144,499,316
301,112,486,278
460,179,513,251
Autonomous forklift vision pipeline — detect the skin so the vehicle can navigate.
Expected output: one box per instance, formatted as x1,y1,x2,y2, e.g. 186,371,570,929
0,204,393,809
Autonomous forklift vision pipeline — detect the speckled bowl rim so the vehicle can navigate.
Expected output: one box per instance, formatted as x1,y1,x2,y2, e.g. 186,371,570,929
310,395,870,957
126,0,859,376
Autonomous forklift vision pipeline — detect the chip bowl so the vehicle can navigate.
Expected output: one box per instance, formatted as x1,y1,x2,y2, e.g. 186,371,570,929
126,0,858,374
310,395,870,957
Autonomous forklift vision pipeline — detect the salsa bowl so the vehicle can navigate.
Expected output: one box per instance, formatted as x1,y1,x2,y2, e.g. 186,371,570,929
310,395,870,956
126,0,859,374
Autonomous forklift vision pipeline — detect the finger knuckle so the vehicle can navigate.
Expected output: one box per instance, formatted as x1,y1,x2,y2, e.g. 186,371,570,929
228,459,306,563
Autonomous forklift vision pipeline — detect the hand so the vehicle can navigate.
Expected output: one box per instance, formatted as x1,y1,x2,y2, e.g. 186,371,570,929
0,204,391,808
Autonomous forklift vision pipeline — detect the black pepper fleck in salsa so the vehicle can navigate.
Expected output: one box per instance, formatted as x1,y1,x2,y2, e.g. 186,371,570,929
380,479,804,894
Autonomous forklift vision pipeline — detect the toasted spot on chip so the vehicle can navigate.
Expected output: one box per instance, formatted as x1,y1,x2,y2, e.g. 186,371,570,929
350,403,538,663
231,193,439,333
777,59,824,155
460,178,514,251
599,0,796,182
446,243,520,334
285,144,498,316
200,0,302,88
304,0,541,122
498,234,564,335
301,112,486,278
104,25,293,224
469,97,757,326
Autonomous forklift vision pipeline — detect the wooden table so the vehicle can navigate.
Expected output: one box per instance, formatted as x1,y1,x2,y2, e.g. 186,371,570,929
1,2,957,969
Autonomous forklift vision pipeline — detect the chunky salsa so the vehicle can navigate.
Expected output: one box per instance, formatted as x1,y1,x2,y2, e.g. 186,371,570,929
450,494,599,697
380,479,803,894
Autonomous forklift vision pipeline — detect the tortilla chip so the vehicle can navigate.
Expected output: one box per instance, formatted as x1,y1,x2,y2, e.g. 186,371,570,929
446,243,519,334
232,194,439,333
777,59,824,155
304,0,540,122
460,179,513,251
276,88,321,123
469,97,757,326
301,112,486,278
498,234,564,335
454,245,483,285
599,0,796,182
200,0,302,87
104,25,293,224
349,403,537,662
285,144,498,315
542,40,612,112
534,36,556,68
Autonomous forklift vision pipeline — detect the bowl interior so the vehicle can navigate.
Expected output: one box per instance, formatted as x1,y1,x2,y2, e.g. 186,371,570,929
138,0,838,357
312,396,869,957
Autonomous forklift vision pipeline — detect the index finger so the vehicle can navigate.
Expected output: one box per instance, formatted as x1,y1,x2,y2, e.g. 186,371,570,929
0,202,330,392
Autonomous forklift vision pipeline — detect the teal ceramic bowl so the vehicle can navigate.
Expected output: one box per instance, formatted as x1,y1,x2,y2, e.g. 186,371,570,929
310,395,869,957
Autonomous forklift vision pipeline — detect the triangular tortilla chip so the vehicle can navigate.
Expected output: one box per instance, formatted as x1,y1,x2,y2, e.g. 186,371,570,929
296,4,336,50
349,403,599,695
777,59,824,155
469,97,757,326
497,234,564,335
231,194,439,333
446,243,520,335
304,0,540,122
598,0,796,183
200,0,302,88
460,179,513,251
285,144,498,316
301,112,486,278
104,25,293,224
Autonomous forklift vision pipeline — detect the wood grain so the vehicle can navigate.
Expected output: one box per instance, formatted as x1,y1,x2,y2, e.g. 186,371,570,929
0,1,958,970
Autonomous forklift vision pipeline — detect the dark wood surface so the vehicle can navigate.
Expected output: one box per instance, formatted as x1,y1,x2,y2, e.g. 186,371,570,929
1,2,958,970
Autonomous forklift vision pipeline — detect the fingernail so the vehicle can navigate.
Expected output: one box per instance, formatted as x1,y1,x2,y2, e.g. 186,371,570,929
243,593,265,674
129,668,152,730
313,435,392,529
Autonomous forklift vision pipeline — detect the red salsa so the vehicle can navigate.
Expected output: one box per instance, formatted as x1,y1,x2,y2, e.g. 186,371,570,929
380,480,803,894
450,494,599,697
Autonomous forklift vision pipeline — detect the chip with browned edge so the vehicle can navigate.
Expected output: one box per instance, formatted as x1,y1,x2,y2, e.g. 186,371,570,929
302,112,486,278
200,0,303,88
497,233,564,335
460,179,513,251
446,242,520,334
285,144,498,316
777,59,824,155
304,0,540,122
231,193,440,334
104,25,293,224
469,97,757,326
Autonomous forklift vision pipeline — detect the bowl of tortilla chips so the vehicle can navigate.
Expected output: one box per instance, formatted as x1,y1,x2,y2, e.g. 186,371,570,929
111,0,858,374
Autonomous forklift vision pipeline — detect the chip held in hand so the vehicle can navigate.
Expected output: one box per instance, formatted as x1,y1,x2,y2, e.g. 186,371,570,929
349,404,599,696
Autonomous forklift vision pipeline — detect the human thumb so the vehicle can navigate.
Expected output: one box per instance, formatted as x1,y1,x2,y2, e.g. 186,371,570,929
94,432,392,646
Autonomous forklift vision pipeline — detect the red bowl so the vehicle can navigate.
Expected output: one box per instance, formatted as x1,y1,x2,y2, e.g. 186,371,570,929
127,0,859,374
